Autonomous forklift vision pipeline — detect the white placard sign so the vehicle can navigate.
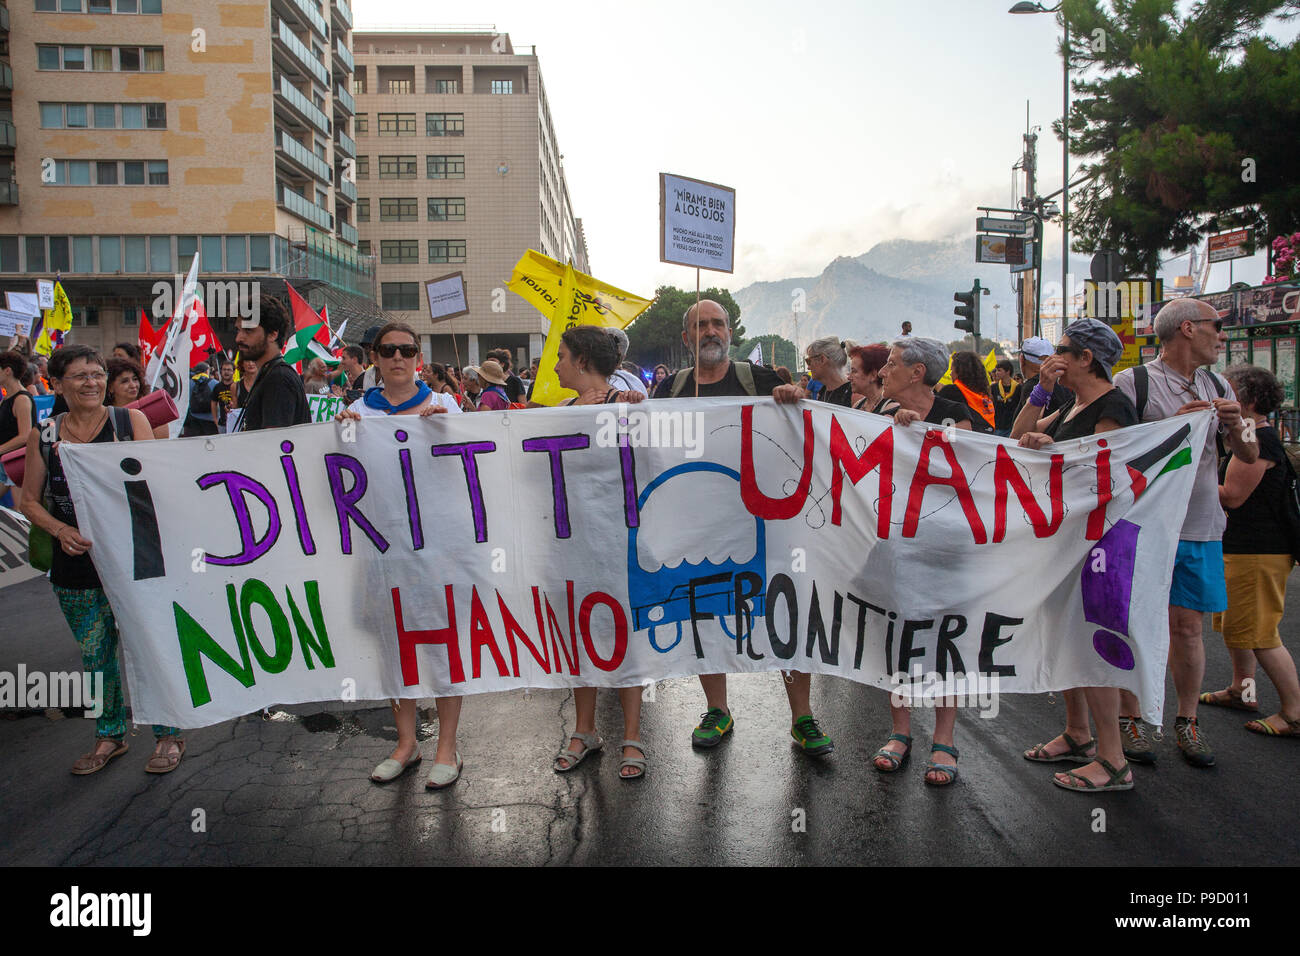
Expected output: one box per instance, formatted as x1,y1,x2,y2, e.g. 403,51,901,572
425,272,470,323
6,292,40,317
660,172,736,273
37,280,55,311
0,309,32,337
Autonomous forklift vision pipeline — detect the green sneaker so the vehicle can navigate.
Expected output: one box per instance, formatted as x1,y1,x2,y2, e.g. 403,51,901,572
791,715,834,757
691,708,734,748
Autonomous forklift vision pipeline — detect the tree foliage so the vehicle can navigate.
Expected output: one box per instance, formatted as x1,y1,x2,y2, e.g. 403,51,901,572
623,285,746,370
1063,0,1300,273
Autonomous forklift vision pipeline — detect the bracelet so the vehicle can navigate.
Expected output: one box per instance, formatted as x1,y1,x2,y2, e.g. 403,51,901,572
1028,384,1051,408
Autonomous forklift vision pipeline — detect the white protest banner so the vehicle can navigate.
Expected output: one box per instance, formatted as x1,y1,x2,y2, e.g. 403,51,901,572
0,507,42,591
307,394,345,422
60,401,1209,729
0,308,32,337
660,172,736,273
425,272,470,323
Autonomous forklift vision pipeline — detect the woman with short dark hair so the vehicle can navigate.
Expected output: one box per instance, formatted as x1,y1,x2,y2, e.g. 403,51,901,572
1204,364,1300,739
848,344,890,413
20,345,185,774
104,356,167,440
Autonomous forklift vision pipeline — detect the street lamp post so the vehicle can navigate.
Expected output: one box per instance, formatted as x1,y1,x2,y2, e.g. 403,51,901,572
1010,2,1069,317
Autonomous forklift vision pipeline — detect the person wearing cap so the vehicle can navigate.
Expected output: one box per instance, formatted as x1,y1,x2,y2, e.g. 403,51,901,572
471,359,511,411
1014,336,1071,417
1012,319,1141,792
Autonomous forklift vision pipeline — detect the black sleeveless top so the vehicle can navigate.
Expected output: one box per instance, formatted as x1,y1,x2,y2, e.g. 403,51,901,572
48,414,119,590
0,389,36,445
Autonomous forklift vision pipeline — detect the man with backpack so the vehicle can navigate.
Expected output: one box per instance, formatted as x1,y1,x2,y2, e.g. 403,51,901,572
1112,297,1258,768
651,299,835,760
182,362,218,437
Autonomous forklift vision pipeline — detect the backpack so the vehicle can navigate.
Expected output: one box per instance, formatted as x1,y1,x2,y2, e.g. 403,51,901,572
1132,363,1228,460
1278,453,1300,564
669,361,756,397
188,374,212,417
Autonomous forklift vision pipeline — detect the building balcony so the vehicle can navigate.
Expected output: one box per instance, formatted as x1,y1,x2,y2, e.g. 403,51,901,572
336,176,356,202
273,18,331,90
275,129,331,184
331,0,352,31
335,128,355,159
333,82,355,116
0,5,9,33
339,221,357,246
0,120,13,151
333,36,354,77
0,180,15,205
275,75,331,137
278,182,333,232
272,0,328,43
0,63,11,92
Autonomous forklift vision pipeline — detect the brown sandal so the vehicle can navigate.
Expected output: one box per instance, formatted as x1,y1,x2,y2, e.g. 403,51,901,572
1199,689,1258,713
71,739,129,775
144,736,186,774
1244,714,1300,737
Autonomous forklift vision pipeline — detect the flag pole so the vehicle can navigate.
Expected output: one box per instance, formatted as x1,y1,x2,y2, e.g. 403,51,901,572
694,266,701,398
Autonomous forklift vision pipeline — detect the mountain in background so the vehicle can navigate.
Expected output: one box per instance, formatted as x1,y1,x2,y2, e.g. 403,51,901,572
734,236,1061,347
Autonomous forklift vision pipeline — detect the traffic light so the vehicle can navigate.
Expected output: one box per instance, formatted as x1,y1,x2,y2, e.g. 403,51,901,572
954,280,982,338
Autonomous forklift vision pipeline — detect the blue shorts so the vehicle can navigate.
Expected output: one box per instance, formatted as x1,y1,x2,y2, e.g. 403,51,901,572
1169,540,1228,613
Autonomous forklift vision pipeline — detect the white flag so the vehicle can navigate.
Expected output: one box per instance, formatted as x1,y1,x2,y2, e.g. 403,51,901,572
747,344,762,364
145,254,200,438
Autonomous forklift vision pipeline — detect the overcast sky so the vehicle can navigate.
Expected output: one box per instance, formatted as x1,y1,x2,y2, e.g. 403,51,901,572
358,0,1290,295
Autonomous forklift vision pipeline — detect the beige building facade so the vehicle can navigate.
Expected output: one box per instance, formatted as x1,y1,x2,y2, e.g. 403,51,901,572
0,0,377,354
352,29,589,368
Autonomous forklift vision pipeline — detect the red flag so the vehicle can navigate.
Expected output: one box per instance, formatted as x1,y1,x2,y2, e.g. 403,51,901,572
138,309,166,368
185,299,220,368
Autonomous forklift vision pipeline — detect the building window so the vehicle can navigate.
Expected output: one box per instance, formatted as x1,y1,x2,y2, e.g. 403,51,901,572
119,48,140,71
66,104,88,128
99,236,120,271
428,239,466,263
378,155,416,179
96,162,117,185
355,155,368,179
224,236,247,271
123,161,144,184
426,113,464,136
146,103,166,128
122,104,144,128
37,46,61,70
355,114,368,135
358,240,371,256
68,161,92,185
356,198,369,222
92,47,113,70
25,237,46,273
250,235,271,271
0,237,20,273
377,113,416,136
386,79,413,94
72,236,94,273
63,47,86,70
381,282,420,310
490,79,513,94
39,103,62,127
94,103,116,127
433,79,459,94
49,237,71,273
147,161,168,184
177,235,198,264
426,155,465,179
124,236,147,272
381,240,419,264
352,76,366,95
201,235,222,272
428,197,466,221
380,197,417,221
149,235,171,273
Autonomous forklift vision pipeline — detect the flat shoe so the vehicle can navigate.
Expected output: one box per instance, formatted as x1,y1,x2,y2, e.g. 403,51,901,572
553,732,603,773
618,739,647,780
71,740,129,776
1052,758,1134,792
370,749,422,783
426,753,463,790
1199,689,1258,713
144,737,185,775
1023,732,1096,763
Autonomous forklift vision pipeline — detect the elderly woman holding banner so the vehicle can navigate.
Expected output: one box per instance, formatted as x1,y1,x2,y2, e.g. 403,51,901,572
548,325,651,778
872,337,971,785
1013,318,1140,792
335,322,465,789
20,344,187,774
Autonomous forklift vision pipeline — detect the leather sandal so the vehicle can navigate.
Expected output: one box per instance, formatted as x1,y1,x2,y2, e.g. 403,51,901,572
144,736,185,774
1244,714,1300,737
553,732,603,773
1199,688,1258,713
618,740,647,780
1052,758,1134,792
872,733,912,772
71,739,129,776
1024,731,1096,763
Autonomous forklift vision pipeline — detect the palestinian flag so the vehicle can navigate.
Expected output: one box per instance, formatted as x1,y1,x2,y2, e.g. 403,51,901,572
282,322,339,368
1125,423,1194,501
285,282,334,372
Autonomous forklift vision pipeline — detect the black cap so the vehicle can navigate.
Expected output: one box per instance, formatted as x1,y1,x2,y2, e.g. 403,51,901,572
362,325,384,346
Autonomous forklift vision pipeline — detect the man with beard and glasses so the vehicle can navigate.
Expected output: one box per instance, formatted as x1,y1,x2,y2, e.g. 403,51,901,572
232,294,310,431
652,299,835,760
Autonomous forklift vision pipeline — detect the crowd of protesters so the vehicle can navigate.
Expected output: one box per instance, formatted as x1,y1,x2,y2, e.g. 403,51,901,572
2,290,1297,796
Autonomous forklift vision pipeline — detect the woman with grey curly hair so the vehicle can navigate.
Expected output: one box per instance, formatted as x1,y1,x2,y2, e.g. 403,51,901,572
1204,364,1300,738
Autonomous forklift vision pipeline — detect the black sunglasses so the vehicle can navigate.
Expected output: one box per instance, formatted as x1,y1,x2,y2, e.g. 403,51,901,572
377,343,420,359
1054,344,1084,356
1192,317,1225,333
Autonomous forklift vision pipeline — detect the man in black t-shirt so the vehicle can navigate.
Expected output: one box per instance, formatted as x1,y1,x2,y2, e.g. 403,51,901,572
650,299,834,760
233,294,310,431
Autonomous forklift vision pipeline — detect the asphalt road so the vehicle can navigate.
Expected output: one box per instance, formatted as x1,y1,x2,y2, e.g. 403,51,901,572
2,572,1298,866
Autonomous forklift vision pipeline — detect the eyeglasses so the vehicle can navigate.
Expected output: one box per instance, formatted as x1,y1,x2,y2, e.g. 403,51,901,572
1054,345,1083,356
1191,318,1225,333
376,343,419,359
61,371,108,384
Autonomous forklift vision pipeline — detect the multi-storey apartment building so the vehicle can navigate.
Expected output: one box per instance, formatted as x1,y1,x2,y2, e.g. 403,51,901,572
0,0,379,354
352,28,589,367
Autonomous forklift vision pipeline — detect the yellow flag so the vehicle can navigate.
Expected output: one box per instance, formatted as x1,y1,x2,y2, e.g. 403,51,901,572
506,250,652,406
34,281,73,357
937,347,998,387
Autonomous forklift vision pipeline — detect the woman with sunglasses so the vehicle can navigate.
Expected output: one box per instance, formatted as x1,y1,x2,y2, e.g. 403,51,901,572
1012,318,1141,792
336,323,465,789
